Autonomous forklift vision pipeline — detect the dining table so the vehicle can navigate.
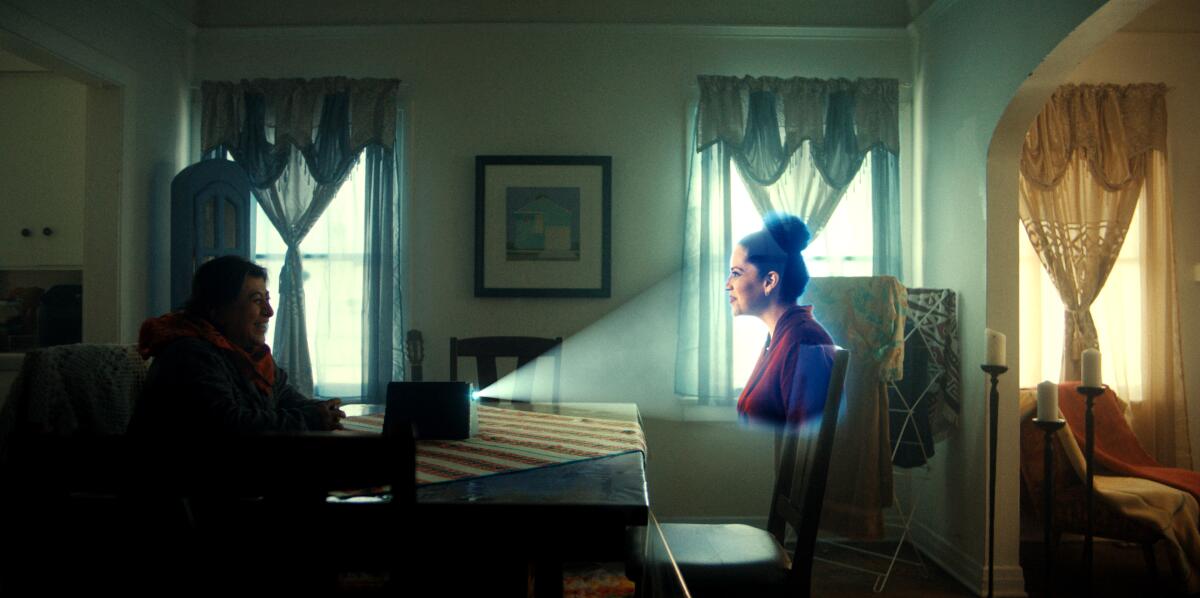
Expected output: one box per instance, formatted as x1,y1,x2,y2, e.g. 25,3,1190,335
336,400,651,597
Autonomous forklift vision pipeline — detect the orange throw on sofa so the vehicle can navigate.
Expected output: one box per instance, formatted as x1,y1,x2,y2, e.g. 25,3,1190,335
1058,382,1200,502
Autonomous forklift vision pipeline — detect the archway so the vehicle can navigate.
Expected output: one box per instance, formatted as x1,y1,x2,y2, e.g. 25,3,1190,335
986,0,1172,592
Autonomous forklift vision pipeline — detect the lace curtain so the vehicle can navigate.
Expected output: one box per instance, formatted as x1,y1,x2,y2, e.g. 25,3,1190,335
676,76,901,401
201,78,403,400
1019,83,1189,468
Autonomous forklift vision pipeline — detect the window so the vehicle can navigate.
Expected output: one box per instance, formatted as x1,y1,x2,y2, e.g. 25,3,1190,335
1018,198,1143,401
254,160,367,399
729,154,874,387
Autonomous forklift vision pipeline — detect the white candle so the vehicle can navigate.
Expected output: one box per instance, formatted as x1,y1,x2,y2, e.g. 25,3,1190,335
985,329,1006,367
1082,348,1101,388
1037,380,1058,422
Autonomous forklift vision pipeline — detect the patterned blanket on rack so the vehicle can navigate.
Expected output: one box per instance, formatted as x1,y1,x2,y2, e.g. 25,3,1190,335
341,405,646,485
887,288,962,469
904,288,961,440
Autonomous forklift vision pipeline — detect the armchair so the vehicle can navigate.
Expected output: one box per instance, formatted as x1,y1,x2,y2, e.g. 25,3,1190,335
1018,387,1200,594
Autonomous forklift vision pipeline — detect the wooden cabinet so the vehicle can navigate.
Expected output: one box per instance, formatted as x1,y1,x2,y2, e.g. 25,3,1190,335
170,159,254,309
0,74,87,268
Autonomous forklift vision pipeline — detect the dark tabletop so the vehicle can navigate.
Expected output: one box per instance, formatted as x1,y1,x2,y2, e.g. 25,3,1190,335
339,400,649,525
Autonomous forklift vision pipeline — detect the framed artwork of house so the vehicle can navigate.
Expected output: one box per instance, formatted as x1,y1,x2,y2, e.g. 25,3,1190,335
475,155,612,297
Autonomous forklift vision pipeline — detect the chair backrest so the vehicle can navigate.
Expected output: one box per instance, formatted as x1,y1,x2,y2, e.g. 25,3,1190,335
449,336,562,401
766,347,850,595
0,343,146,444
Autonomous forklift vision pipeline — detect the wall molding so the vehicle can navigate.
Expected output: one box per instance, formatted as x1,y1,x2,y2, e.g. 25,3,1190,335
198,22,910,44
0,1,136,86
910,518,1027,597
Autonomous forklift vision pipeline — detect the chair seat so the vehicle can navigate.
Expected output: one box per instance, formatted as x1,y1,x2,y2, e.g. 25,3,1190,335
660,523,790,597
628,350,849,598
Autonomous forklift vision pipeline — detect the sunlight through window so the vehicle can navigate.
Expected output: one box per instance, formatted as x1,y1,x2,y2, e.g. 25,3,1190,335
1018,201,1143,401
729,155,874,388
254,160,366,400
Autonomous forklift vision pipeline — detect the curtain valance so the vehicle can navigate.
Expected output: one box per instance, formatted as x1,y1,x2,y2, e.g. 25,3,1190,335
696,76,900,159
1020,83,1167,191
201,77,400,156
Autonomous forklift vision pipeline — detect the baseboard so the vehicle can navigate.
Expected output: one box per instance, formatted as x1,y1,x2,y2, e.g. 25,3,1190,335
909,519,1027,597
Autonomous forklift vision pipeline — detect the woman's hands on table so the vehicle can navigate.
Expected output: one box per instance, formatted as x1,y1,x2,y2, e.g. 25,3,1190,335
317,398,348,430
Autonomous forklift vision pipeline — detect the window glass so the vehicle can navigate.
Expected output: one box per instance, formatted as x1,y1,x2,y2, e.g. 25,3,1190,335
729,153,874,388
254,160,366,399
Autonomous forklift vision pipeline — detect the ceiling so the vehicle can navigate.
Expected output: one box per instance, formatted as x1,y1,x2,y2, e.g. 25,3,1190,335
4,0,1196,74
176,0,1200,31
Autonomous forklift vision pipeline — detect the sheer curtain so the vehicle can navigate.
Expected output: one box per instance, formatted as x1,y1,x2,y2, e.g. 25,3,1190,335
201,78,403,401
1018,83,1189,467
361,138,406,405
1020,151,1140,381
675,76,900,402
1019,200,1143,407
1137,151,1189,467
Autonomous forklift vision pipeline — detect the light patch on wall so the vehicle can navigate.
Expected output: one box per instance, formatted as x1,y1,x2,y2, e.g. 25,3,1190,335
476,272,685,420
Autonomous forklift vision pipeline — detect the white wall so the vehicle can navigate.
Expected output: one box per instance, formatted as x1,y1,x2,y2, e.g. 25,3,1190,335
0,0,194,342
1063,29,1200,473
196,24,913,519
911,0,1110,594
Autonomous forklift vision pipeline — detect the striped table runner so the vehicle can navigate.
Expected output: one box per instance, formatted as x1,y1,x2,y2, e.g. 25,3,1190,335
341,405,646,485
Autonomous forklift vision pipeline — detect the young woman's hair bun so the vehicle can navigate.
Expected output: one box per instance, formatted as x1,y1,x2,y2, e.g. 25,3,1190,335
736,211,813,304
764,212,811,255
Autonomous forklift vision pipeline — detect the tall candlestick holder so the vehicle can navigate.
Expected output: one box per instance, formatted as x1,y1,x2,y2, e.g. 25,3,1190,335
1033,417,1066,597
1075,385,1105,597
980,364,1008,598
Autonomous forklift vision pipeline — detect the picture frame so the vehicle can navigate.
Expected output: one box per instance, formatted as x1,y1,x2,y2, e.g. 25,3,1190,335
475,155,612,298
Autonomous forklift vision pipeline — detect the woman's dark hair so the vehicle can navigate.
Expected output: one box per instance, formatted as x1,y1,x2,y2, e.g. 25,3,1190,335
183,255,269,316
737,212,812,304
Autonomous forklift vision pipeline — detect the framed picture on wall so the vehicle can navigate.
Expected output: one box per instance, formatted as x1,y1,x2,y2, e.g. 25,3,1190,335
475,155,612,298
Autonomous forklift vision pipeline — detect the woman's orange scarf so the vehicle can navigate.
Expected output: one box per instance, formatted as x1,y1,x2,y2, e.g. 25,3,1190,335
138,312,276,397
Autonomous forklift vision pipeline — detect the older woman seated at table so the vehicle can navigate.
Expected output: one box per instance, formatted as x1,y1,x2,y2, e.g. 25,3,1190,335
130,256,345,435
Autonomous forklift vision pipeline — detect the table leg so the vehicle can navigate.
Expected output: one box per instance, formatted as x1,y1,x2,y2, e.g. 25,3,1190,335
534,560,564,598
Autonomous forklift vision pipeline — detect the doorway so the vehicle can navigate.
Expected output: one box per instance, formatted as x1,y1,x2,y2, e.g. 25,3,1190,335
0,33,125,344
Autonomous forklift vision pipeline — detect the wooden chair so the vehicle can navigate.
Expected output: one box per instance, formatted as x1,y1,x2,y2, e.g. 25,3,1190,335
450,336,562,402
0,343,146,441
649,348,850,598
1,432,416,594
